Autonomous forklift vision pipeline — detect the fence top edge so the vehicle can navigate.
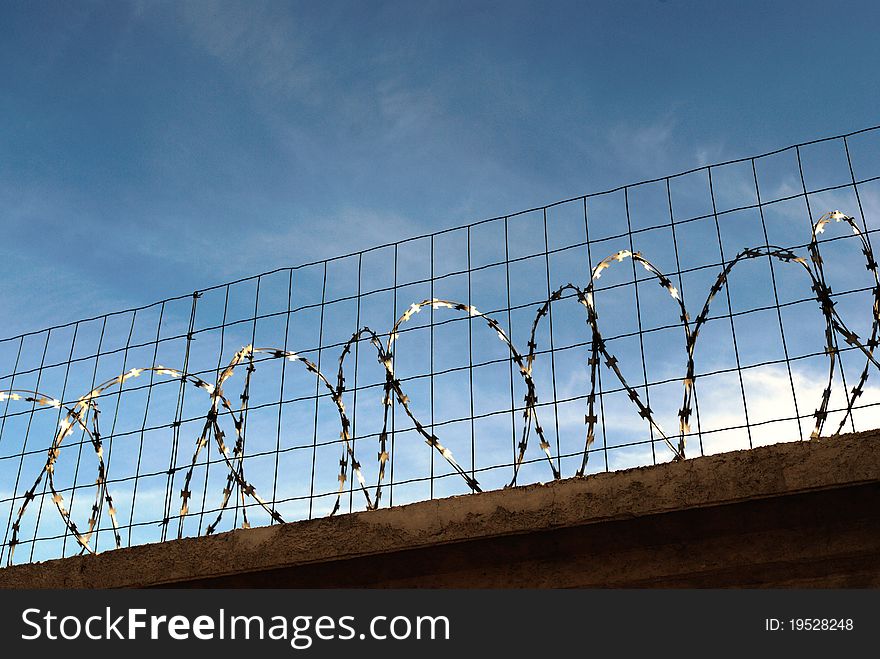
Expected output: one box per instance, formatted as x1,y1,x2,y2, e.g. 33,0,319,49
2,122,879,345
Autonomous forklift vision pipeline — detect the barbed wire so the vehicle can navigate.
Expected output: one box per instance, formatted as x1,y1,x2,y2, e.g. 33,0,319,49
1,210,877,565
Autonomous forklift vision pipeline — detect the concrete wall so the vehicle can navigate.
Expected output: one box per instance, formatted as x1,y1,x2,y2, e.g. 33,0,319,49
2,432,878,588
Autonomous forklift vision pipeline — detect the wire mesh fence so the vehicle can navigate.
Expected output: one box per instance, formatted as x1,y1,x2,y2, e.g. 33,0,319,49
2,124,880,565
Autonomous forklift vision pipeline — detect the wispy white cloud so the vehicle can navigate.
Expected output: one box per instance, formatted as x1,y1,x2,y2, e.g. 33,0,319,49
606,113,725,180
241,207,424,275
527,359,880,468
695,142,725,168
176,0,317,101
607,114,677,176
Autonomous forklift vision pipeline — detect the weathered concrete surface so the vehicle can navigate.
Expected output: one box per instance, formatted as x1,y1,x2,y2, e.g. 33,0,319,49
1,432,878,588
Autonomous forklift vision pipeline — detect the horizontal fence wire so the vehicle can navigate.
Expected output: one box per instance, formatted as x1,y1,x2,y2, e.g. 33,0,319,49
2,124,880,565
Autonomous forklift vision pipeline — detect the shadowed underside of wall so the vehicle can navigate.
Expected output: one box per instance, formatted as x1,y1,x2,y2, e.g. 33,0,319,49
1,432,879,589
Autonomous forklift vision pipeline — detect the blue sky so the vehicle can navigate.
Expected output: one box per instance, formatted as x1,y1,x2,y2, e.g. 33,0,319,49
3,1,880,561
2,0,880,332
